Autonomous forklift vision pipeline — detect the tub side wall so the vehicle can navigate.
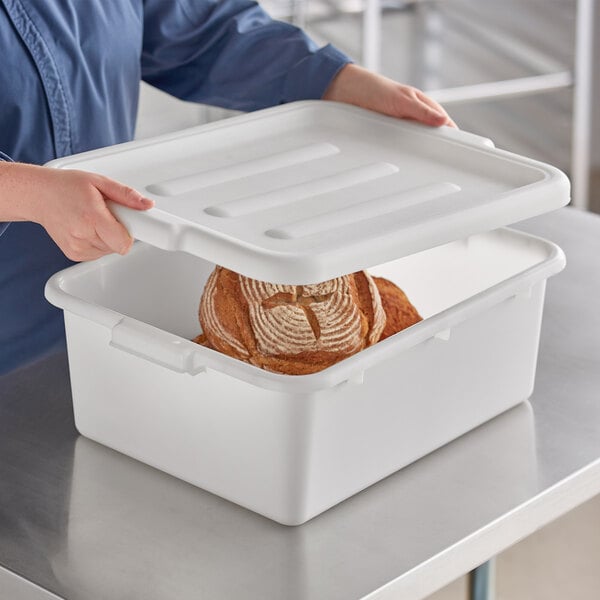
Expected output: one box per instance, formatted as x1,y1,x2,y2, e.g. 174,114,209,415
63,279,547,525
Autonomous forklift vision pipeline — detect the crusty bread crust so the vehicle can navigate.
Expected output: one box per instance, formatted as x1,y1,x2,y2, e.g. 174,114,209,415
194,267,421,374
372,276,422,341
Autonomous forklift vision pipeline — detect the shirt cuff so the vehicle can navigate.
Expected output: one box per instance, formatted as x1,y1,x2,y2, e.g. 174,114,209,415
0,151,13,237
282,44,353,103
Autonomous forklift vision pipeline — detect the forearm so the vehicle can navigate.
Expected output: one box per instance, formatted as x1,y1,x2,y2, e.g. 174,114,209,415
0,162,44,223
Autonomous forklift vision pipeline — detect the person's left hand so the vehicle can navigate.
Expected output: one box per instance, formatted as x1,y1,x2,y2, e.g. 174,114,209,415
323,64,456,128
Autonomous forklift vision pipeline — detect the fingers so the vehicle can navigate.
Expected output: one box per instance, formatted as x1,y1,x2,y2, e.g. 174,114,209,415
390,85,455,127
409,99,449,127
95,205,134,255
445,116,458,129
60,236,111,262
63,224,129,262
89,175,151,256
415,90,457,128
402,89,450,127
90,235,112,253
92,175,154,211
70,247,107,262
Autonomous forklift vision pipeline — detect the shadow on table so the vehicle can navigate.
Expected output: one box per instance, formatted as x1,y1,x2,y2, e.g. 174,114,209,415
49,401,537,600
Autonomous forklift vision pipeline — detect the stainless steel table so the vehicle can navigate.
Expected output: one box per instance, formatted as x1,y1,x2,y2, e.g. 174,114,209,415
1,207,599,600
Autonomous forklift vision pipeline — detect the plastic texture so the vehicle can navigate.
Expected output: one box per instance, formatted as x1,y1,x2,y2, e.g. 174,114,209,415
46,101,570,284
46,229,565,524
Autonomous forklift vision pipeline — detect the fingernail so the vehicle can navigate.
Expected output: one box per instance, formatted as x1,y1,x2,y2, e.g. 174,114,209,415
141,197,155,208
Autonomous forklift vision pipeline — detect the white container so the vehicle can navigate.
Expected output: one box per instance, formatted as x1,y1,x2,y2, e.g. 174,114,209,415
45,102,568,525
51,402,536,597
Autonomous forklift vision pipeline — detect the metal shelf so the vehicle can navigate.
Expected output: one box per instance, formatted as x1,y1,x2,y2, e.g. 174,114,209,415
358,0,594,209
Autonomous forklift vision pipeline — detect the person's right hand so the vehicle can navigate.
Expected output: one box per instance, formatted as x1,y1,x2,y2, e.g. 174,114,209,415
0,162,153,261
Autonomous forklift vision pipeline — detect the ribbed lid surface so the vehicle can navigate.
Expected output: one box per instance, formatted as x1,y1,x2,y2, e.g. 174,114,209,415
48,101,570,283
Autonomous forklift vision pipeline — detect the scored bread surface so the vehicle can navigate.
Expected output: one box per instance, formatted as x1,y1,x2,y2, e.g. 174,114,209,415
199,267,387,374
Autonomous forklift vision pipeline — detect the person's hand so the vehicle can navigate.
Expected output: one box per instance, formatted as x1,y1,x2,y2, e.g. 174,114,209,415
323,64,456,128
1,162,153,261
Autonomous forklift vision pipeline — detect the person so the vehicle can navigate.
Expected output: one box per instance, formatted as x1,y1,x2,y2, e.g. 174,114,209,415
0,0,453,376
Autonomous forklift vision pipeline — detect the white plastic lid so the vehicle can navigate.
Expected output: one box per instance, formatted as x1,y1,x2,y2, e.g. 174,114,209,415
47,101,570,284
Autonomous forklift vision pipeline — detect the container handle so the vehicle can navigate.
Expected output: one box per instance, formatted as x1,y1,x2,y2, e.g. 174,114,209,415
110,317,205,375
434,329,451,341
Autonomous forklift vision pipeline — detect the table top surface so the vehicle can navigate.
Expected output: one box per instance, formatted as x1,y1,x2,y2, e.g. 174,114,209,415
1,207,600,600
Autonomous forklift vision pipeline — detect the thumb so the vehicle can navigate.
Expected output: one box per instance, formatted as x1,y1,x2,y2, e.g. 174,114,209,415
93,175,154,210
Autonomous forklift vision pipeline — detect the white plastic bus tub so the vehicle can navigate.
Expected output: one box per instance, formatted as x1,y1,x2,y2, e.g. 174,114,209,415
45,227,564,525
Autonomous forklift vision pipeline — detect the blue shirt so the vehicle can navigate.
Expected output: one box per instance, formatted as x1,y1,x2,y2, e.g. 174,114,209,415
0,0,350,375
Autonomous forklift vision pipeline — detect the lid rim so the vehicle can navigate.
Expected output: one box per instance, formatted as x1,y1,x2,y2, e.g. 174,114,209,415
46,101,571,284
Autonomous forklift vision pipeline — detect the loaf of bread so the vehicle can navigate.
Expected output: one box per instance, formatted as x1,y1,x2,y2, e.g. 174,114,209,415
372,276,423,341
193,266,422,375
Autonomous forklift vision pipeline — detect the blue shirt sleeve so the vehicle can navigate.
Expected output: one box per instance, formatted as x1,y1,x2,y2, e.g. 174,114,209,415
0,151,13,237
141,0,352,111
